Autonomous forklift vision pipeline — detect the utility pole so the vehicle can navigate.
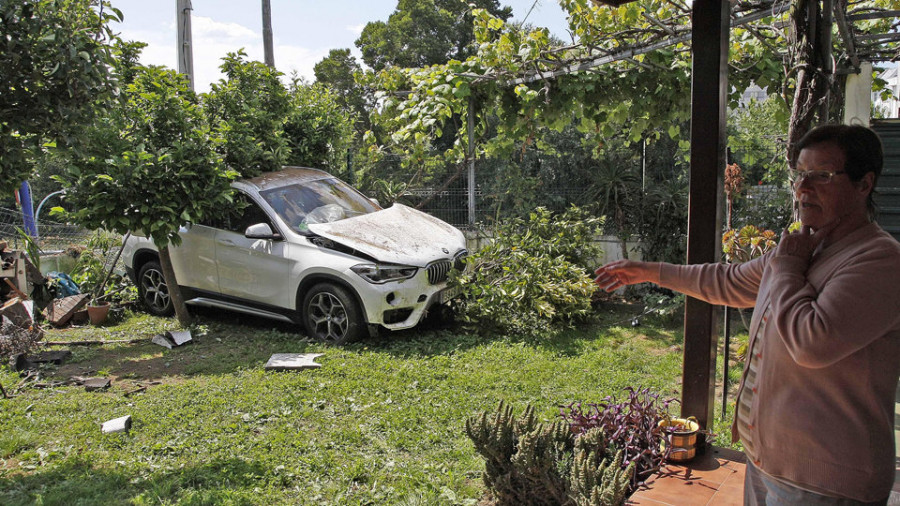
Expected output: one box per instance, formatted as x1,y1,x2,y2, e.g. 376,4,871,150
177,0,195,90
262,0,275,68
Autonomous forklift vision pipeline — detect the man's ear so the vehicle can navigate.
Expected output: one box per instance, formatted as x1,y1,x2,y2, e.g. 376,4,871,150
857,171,875,196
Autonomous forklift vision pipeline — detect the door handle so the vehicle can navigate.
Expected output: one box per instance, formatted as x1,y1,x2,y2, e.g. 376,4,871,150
217,239,235,247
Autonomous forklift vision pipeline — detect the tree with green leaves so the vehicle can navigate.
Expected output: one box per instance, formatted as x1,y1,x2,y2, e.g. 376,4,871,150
60,66,236,325
313,49,371,133
355,0,512,72
283,79,356,174
0,0,119,195
204,50,292,178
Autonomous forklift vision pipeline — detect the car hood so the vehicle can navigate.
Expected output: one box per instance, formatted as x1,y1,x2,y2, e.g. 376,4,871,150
308,203,466,266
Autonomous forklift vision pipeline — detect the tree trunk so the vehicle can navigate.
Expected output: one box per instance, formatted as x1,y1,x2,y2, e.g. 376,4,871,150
158,246,192,326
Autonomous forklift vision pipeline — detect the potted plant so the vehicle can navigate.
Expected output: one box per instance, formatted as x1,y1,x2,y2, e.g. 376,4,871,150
658,416,701,462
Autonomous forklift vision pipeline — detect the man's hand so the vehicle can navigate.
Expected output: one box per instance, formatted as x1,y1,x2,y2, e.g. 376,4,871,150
594,260,658,292
775,219,840,261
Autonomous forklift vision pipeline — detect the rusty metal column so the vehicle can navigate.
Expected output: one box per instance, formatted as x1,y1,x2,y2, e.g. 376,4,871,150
682,0,729,431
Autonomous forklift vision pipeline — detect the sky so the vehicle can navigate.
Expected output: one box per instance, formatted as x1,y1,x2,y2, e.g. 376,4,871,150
107,0,573,93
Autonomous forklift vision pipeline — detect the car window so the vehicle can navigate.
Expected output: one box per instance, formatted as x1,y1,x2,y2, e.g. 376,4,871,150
261,177,380,233
228,193,273,234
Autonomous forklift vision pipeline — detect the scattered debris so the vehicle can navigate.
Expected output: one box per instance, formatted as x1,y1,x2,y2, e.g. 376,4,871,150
71,376,111,391
101,415,132,434
3,278,28,300
47,294,90,327
151,330,193,349
1,298,35,328
28,350,72,365
264,353,324,371
42,338,147,346
123,386,146,397
151,334,173,349
166,330,192,346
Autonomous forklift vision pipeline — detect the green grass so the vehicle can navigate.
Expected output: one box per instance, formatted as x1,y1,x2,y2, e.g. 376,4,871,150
0,305,738,505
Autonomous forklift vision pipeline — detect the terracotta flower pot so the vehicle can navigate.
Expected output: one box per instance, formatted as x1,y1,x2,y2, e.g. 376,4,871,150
86,302,111,325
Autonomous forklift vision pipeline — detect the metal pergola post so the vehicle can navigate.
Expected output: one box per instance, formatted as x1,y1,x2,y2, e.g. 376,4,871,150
467,96,476,227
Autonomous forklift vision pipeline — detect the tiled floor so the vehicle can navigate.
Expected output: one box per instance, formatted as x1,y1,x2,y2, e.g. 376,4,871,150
629,383,900,505
627,447,746,506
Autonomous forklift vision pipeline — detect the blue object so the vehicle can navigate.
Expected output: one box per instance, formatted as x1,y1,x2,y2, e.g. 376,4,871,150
19,181,38,237
48,272,80,298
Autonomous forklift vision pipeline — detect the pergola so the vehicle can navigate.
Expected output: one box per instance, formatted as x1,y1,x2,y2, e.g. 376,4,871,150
572,0,900,431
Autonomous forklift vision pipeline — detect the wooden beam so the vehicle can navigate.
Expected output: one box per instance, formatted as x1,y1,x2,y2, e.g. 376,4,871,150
834,1,861,69
683,0,729,433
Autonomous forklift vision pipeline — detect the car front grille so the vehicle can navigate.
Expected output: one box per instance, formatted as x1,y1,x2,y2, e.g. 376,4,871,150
426,249,468,285
427,260,452,285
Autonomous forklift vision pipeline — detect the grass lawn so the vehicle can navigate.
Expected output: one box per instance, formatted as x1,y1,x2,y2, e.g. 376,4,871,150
0,304,743,505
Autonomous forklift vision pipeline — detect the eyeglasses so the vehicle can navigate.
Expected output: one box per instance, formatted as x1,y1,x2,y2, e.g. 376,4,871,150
788,168,846,186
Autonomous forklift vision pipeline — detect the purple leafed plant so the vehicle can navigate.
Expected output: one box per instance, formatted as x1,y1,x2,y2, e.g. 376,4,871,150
560,387,676,490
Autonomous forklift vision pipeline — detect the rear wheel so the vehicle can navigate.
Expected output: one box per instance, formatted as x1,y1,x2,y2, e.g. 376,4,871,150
138,260,174,316
302,282,364,345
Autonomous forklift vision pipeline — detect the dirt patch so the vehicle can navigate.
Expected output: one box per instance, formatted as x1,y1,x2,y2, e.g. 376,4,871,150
50,345,192,385
1,458,22,472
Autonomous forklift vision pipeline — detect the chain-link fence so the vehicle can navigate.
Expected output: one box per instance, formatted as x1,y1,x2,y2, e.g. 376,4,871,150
0,206,93,253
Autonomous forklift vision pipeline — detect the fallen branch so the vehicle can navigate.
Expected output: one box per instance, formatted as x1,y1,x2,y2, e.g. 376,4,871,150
42,338,148,346
123,386,146,397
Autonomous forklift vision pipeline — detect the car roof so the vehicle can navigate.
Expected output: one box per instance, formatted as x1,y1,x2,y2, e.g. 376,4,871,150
237,167,334,191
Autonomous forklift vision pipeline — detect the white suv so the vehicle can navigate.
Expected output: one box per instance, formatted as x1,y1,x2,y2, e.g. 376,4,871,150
123,167,467,344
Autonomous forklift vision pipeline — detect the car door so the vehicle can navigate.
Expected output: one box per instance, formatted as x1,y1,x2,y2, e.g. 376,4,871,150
214,193,295,309
167,223,219,293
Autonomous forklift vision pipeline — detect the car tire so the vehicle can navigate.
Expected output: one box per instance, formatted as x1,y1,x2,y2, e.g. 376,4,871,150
302,282,364,345
138,260,174,316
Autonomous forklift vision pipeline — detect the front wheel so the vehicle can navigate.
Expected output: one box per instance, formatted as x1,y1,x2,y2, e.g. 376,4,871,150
138,260,174,316
302,282,364,345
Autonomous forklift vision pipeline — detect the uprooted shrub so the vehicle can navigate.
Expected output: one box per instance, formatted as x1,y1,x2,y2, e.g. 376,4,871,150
466,401,633,506
560,387,676,491
450,207,603,337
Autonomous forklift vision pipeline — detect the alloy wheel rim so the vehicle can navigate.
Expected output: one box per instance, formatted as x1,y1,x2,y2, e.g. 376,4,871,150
308,292,348,343
142,268,170,311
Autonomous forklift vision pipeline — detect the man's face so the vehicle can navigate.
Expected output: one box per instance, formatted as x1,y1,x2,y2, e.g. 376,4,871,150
794,142,868,230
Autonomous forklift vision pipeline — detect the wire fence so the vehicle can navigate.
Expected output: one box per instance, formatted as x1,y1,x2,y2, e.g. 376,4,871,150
0,206,93,254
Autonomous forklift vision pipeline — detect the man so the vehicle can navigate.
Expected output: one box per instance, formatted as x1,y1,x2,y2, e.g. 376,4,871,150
594,124,900,504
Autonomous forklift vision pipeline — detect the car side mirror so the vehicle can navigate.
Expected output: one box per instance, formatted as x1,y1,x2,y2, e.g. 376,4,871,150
244,223,281,240
369,198,380,207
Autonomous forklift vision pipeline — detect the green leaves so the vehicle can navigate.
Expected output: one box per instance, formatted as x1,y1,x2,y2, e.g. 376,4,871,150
62,66,234,249
1,0,118,194
450,207,603,338
204,50,292,178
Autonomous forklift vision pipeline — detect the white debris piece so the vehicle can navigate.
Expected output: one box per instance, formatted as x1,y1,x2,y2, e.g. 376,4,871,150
151,334,173,349
264,353,324,371
165,330,192,346
151,330,192,349
101,415,132,434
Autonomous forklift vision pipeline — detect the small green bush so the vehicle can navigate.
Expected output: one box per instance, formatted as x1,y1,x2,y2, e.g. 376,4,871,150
466,401,633,506
69,231,136,305
450,207,603,337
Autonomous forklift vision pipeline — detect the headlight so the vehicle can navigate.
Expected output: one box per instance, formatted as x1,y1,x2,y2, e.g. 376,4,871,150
351,264,418,284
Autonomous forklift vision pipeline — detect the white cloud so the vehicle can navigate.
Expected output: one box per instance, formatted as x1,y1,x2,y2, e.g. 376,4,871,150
193,16,258,43
276,44,329,84
346,23,366,36
117,14,330,92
